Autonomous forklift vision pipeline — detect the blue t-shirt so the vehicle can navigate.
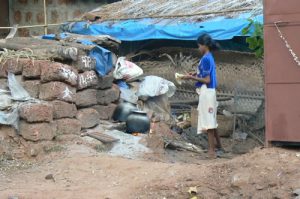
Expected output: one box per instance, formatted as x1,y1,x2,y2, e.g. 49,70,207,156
195,52,217,89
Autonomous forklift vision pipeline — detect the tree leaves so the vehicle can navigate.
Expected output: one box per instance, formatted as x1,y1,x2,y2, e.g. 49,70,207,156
242,19,264,58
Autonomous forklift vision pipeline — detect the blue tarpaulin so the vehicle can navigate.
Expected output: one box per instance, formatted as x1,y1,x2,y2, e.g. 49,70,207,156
64,13,263,41
42,33,113,77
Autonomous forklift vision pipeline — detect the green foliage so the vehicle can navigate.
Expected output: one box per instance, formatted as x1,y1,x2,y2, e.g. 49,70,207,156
242,19,264,58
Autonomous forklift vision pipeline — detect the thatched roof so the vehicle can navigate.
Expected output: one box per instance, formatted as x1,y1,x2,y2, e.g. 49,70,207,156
83,0,263,22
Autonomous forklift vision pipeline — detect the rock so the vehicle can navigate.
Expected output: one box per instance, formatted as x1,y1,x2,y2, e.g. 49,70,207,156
45,174,55,181
0,125,17,138
19,102,53,123
92,104,117,120
26,144,42,157
96,86,120,105
55,134,79,142
77,70,98,90
75,89,97,107
255,184,264,190
231,172,250,188
22,80,40,98
51,100,77,119
55,118,81,135
22,60,50,79
76,108,100,129
73,55,96,72
41,62,78,86
0,78,8,90
39,81,76,103
0,58,26,77
19,121,56,141
96,73,114,89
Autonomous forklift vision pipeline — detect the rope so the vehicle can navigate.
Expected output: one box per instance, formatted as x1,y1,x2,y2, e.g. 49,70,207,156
0,48,51,66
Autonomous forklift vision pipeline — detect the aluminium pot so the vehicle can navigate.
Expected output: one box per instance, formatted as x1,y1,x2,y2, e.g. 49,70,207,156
112,101,137,122
126,110,150,134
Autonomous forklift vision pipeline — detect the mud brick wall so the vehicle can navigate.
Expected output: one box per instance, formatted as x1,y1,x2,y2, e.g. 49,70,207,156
0,58,120,143
9,0,113,37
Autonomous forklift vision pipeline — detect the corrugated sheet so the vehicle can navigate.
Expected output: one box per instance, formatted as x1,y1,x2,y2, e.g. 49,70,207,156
83,0,263,22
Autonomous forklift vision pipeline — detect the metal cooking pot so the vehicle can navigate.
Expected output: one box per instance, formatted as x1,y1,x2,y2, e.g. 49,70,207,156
112,101,137,122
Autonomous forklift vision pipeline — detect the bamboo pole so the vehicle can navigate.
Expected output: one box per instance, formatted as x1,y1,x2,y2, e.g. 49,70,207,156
0,23,63,29
43,0,48,34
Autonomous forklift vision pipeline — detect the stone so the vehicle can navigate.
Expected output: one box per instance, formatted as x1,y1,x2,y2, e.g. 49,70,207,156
0,58,27,77
22,80,40,98
96,86,120,105
23,60,51,79
75,89,97,107
92,104,117,120
231,172,250,188
73,55,96,72
55,134,79,142
0,125,17,138
19,102,53,123
41,62,78,86
96,72,114,89
55,118,81,135
51,100,77,119
77,70,98,90
19,121,56,141
45,174,54,181
25,143,42,157
76,108,100,129
39,81,76,103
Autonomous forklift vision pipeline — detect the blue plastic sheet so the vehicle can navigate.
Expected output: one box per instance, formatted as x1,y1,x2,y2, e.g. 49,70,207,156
116,80,129,89
42,34,113,77
89,46,113,77
64,14,263,41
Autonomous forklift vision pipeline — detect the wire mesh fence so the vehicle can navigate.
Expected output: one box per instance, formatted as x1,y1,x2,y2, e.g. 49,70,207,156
137,50,265,140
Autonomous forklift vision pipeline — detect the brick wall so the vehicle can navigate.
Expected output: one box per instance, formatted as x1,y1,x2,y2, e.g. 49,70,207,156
9,0,116,37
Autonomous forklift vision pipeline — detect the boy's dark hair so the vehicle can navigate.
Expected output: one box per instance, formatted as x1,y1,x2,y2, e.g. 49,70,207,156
197,34,220,51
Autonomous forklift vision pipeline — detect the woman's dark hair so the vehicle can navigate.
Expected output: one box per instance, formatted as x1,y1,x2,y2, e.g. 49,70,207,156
197,34,220,51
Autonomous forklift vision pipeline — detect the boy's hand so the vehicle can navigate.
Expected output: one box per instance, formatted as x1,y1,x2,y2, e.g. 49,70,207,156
182,75,193,80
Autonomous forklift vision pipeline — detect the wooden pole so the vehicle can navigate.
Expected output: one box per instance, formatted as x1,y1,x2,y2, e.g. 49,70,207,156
0,23,63,29
43,0,48,34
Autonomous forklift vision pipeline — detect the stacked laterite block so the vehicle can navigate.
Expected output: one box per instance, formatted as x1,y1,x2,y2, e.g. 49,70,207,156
0,58,120,143
75,59,120,123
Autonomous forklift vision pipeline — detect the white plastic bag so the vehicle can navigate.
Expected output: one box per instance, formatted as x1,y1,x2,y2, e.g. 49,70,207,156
113,57,143,81
119,87,138,104
137,76,176,98
8,73,31,101
0,91,12,110
0,107,19,130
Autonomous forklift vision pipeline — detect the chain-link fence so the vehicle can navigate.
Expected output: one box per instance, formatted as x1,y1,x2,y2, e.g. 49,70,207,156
137,50,265,141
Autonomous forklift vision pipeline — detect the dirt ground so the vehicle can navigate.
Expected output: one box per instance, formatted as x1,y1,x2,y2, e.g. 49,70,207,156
0,133,300,199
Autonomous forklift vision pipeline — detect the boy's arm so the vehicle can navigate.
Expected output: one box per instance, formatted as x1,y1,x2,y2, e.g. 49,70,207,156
183,75,211,84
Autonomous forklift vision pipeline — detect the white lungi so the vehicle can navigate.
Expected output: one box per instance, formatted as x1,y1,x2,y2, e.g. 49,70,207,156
196,84,218,134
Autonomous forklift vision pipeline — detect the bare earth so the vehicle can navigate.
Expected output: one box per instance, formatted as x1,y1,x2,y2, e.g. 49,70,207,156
0,140,300,199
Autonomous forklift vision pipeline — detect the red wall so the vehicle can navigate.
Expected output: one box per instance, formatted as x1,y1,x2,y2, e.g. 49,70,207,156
264,0,300,142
